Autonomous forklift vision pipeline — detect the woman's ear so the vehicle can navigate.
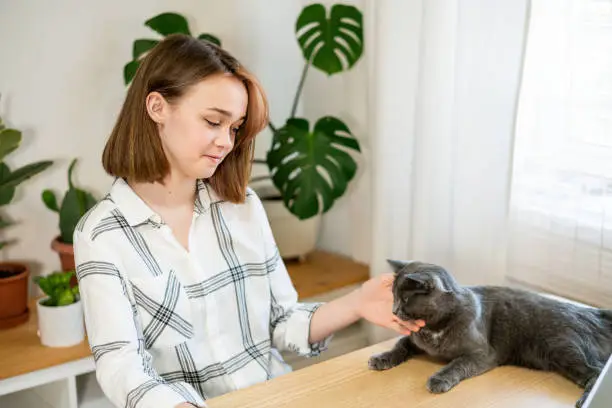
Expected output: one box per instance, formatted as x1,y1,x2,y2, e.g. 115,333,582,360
145,91,168,124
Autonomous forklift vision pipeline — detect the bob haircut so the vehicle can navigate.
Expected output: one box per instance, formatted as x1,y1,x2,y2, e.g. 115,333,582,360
102,33,268,203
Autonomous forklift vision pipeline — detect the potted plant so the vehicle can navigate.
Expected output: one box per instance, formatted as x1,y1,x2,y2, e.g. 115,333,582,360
124,5,364,260
42,158,97,272
253,3,364,261
0,101,54,330
33,270,84,347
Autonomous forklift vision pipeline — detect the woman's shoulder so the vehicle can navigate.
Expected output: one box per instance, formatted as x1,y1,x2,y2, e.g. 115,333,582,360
74,194,119,243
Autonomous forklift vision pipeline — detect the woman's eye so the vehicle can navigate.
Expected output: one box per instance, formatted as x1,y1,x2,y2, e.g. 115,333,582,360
205,119,220,127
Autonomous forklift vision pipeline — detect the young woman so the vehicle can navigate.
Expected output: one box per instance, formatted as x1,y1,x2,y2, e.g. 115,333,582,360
74,34,424,408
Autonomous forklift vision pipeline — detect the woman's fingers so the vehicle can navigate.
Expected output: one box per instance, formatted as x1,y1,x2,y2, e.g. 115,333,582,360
391,321,414,335
393,317,426,332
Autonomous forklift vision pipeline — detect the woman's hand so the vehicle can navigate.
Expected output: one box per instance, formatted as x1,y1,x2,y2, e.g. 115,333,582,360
355,273,425,335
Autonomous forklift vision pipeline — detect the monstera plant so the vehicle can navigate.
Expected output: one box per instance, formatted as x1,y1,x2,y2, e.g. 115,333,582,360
123,12,221,85
256,3,363,220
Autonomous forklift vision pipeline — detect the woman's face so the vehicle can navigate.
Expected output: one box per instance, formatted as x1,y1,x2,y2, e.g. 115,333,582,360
146,73,248,181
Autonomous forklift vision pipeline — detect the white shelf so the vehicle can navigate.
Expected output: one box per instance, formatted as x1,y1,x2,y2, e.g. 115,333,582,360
77,372,114,408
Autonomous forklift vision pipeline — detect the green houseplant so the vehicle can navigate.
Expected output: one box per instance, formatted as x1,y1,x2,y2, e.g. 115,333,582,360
123,12,221,85
33,270,85,347
42,158,97,272
124,4,364,259
33,270,80,307
0,98,54,329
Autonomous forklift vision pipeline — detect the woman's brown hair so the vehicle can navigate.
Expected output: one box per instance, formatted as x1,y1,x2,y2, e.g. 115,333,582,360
102,34,268,203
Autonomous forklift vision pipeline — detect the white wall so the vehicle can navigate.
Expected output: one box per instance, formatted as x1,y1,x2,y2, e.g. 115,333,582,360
0,0,313,277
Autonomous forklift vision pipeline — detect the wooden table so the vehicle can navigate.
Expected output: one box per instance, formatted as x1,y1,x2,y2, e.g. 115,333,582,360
207,338,583,408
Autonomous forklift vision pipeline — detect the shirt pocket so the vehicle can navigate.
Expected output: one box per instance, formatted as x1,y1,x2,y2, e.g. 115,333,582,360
129,270,195,349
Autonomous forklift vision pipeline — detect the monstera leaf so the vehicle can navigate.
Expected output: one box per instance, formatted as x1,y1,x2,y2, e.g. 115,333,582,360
124,12,222,85
295,3,363,75
266,116,361,220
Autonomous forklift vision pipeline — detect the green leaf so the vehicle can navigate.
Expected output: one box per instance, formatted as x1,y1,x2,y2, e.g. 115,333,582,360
198,33,221,46
124,60,140,85
34,271,78,306
133,39,159,60
0,163,15,206
33,275,53,297
0,161,53,190
42,189,59,212
145,12,191,36
295,4,364,75
0,128,21,161
67,158,77,189
57,290,74,306
266,116,361,220
59,188,97,244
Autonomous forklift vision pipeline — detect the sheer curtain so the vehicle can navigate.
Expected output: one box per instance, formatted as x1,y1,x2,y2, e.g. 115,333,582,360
367,0,529,342
506,0,612,307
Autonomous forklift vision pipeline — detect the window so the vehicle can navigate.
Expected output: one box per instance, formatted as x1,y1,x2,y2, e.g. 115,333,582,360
507,0,612,306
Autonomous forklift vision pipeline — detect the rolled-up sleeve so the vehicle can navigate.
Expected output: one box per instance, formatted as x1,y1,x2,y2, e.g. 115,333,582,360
250,191,333,357
74,231,206,408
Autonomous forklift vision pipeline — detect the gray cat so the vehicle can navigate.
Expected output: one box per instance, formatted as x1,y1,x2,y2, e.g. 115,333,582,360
368,260,612,408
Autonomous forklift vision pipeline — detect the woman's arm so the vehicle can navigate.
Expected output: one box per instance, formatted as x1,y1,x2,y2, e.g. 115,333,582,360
308,274,425,344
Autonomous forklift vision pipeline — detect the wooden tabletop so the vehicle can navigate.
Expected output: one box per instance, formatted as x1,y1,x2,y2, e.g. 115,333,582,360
207,338,583,408
0,298,91,380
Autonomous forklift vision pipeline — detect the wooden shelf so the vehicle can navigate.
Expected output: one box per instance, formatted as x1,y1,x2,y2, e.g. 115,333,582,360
285,250,370,299
0,299,91,380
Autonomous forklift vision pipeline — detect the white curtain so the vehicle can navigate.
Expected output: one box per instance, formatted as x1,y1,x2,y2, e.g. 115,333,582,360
367,0,530,342
507,0,612,308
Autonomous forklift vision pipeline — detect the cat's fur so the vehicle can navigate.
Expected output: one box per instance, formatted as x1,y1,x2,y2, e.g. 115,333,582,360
368,260,612,408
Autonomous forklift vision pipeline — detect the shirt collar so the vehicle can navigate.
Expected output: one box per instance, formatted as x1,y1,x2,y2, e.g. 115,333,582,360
110,177,217,227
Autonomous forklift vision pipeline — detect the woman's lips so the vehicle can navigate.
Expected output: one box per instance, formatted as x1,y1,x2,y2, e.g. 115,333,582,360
204,154,222,164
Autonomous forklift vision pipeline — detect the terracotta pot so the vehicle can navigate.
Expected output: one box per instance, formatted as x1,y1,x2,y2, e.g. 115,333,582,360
51,236,77,287
51,236,75,271
0,262,30,330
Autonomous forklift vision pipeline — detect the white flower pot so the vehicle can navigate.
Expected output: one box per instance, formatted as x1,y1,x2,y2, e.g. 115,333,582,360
261,198,321,261
36,298,85,347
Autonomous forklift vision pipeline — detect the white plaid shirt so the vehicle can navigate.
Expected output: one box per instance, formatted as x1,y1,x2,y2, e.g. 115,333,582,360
74,178,331,408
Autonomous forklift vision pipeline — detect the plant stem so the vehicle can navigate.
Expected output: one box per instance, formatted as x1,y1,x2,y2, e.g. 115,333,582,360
290,62,310,119
268,121,277,134
252,159,267,165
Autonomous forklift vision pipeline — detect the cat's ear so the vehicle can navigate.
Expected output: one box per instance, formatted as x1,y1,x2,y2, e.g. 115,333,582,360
386,259,413,274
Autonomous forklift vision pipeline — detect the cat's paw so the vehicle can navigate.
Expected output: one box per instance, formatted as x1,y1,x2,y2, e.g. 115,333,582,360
368,352,396,371
426,375,455,394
